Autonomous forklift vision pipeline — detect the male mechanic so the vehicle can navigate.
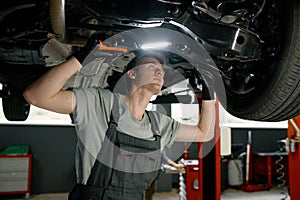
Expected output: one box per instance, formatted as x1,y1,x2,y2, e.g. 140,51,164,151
23,37,215,200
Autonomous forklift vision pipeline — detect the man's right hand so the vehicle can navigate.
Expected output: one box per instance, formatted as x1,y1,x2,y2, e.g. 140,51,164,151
197,69,215,100
72,34,100,64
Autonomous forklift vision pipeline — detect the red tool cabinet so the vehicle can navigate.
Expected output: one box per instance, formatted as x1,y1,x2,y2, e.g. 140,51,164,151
0,153,32,198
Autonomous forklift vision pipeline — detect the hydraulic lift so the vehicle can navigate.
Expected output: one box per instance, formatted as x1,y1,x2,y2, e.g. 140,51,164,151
181,103,300,200
181,99,221,200
287,115,300,200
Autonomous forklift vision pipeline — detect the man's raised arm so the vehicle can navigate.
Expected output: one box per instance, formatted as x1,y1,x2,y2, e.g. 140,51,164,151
23,57,81,114
23,34,100,114
175,69,216,142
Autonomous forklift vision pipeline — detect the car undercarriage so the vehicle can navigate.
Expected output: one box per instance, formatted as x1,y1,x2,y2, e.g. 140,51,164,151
1,0,300,121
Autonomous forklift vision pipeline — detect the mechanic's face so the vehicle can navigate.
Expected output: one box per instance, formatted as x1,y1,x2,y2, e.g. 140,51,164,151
129,57,165,94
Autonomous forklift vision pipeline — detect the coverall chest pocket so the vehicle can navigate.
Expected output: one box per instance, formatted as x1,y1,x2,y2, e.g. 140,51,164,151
111,143,161,190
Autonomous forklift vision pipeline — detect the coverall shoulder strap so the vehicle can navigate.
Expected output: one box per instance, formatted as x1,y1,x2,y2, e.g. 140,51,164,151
146,111,160,137
109,93,120,126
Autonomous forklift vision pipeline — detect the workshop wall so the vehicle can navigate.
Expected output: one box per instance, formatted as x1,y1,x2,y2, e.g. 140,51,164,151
177,128,288,160
231,128,287,153
0,124,182,194
0,125,287,194
0,124,77,194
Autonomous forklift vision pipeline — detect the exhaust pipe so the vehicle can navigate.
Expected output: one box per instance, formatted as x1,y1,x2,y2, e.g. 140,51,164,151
49,0,66,42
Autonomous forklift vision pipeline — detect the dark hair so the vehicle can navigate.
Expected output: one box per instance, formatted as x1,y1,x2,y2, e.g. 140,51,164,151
125,50,166,72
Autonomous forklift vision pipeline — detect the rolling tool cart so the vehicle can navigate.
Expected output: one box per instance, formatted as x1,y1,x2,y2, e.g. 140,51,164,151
0,146,32,199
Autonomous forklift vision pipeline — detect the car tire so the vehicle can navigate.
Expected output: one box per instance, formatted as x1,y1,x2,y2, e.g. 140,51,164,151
226,0,300,121
2,84,30,121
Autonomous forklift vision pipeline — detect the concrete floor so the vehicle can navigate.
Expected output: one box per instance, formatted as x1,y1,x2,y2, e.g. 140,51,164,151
0,186,290,200
221,187,290,200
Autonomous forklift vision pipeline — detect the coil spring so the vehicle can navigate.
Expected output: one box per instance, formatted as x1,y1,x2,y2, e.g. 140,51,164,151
179,172,186,200
275,151,288,200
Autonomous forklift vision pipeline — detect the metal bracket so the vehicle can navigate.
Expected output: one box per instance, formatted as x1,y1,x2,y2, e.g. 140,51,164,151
281,119,300,153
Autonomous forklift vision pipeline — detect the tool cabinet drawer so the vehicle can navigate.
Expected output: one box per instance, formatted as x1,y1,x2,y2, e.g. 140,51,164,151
0,154,32,195
0,158,29,172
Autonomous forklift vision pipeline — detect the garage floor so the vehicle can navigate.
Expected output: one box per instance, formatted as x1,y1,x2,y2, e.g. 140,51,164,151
0,187,290,200
221,187,290,200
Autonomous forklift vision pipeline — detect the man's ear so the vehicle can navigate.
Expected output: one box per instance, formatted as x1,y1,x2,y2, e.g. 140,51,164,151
127,70,136,79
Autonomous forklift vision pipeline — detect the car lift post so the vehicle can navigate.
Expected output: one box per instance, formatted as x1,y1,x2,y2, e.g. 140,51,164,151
186,97,221,200
193,99,221,200
287,115,300,200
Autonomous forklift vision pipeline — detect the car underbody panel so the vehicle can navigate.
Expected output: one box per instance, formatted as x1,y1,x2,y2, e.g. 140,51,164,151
1,0,300,121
